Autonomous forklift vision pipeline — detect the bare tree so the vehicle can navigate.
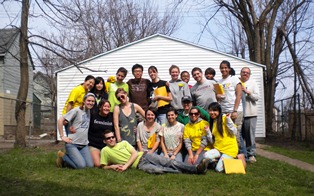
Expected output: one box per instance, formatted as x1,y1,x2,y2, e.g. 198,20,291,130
15,0,29,147
178,0,314,135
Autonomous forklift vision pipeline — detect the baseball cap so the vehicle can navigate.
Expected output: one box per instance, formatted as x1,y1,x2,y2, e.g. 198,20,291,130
182,96,192,102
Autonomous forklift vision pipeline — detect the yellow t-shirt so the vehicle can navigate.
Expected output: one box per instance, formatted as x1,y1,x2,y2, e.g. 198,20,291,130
183,119,211,151
100,141,143,168
62,85,87,115
212,115,238,158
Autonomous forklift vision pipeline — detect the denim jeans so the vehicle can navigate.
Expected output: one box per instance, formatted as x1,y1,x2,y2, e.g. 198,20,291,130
156,113,167,126
63,143,94,169
160,152,183,162
204,149,233,172
137,153,197,174
242,116,257,158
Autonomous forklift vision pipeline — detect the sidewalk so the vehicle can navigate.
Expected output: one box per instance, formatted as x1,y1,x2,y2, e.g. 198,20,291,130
256,143,314,172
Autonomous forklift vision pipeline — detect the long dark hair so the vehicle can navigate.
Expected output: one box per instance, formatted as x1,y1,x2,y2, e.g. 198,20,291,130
208,102,223,137
90,77,108,100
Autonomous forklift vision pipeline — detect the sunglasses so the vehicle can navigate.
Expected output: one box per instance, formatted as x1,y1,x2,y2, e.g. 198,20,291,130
189,112,199,116
105,136,115,140
117,95,125,101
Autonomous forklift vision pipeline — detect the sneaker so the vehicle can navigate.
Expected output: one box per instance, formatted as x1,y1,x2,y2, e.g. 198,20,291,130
196,159,210,174
208,159,218,170
249,156,257,163
56,150,65,167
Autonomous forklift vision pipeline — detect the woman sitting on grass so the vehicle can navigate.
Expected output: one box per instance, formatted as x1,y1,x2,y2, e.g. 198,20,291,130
88,99,113,167
159,108,184,161
56,93,95,169
137,107,162,153
184,107,211,165
204,102,246,172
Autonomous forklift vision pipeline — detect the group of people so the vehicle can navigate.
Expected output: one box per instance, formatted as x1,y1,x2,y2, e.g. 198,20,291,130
56,60,260,175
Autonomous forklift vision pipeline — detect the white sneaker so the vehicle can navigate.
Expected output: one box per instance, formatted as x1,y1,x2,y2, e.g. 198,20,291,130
249,156,257,163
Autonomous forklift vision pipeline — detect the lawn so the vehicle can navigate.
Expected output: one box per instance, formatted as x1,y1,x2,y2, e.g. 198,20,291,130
0,147,313,196
263,145,314,165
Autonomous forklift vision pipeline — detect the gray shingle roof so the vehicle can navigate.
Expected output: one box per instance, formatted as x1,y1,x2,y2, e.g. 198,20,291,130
0,28,19,54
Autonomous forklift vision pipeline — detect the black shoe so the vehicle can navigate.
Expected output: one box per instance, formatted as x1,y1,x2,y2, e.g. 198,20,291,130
208,159,218,170
196,159,210,174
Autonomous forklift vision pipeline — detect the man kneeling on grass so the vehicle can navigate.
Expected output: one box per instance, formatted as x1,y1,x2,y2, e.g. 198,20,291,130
100,130,210,174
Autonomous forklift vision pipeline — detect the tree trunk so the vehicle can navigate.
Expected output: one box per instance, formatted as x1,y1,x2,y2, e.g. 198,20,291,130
15,0,30,148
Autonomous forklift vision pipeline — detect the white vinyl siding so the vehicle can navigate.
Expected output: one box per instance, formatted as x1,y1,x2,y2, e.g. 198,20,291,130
56,34,266,137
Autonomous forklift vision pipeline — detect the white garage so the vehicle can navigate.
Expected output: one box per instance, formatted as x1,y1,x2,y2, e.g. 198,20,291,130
56,34,266,137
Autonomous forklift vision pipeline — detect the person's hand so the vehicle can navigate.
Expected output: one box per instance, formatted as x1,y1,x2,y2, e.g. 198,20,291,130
170,154,176,160
116,165,128,172
230,111,237,120
193,154,199,164
204,125,210,133
148,150,154,154
164,154,169,159
217,94,225,100
61,136,72,143
187,155,194,165
69,126,76,133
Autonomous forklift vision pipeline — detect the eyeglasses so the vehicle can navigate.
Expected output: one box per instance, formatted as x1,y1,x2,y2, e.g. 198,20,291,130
105,136,115,140
189,112,199,116
117,95,125,101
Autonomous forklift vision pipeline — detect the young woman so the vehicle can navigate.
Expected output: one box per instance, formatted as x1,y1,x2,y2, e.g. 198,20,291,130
148,66,172,126
159,108,184,161
90,77,108,112
137,107,162,153
88,99,113,167
168,65,191,113
62,75,95,136
108,67,129,112
113,88,145,147
57,93,96,169
203,102,245,172
183,107,211,165
180,71,193,89
217,60,243,153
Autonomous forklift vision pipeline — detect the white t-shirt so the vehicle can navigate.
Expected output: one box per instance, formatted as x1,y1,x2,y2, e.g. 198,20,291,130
159,122,184,154
218,75,243,113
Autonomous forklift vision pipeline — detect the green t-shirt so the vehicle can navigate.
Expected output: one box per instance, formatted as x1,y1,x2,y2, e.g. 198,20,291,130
100,141,143,168
177,106,210,125
108,82,129,112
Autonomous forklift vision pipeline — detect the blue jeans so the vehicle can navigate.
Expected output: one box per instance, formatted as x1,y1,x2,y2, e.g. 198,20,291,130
137,153,197,174
242,116,257,158
160,152,183,162
63,143,94,169
204,149,233,172
156,113,167,126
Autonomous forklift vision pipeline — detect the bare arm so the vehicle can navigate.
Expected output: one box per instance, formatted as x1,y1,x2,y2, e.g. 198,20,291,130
113,106,121,142
117,148,138,172
160,136,169,158
134,103,145,118
66,101,74,113
57,116,72,143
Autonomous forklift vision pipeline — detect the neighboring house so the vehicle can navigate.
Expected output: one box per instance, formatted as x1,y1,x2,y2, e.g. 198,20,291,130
33,71,55,132
56,34,266,137
0,28,34,139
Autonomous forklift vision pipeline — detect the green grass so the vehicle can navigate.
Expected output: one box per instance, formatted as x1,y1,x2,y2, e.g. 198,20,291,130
0,147,314,196
263,145,314,165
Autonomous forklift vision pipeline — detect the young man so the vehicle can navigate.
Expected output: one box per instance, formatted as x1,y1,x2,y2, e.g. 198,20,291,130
190,67,217,110
240,67,260,163
127,64,151,111
108,67,129,112
100,130,210,174
177,96,210,125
